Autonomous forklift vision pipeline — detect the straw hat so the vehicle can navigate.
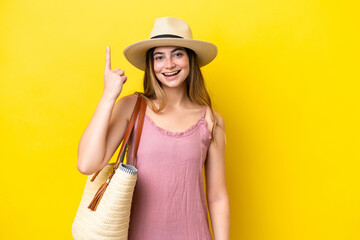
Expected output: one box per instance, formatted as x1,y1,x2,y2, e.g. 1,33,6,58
123,17,218,71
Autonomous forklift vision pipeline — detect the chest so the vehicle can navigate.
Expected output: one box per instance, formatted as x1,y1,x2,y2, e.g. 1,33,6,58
145,108,204,133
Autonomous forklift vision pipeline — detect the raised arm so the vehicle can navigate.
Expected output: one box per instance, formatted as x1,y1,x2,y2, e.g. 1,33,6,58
76,46,136,175
205,111,230,240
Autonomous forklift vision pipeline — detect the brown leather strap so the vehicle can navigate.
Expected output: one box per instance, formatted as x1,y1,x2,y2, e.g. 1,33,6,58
113,93,142,169
88,93,146,210
91,93,142,181
133,97,147,168
133,96,147,167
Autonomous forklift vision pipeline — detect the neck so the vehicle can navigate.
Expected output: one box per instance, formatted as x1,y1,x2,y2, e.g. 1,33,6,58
162,83,189,109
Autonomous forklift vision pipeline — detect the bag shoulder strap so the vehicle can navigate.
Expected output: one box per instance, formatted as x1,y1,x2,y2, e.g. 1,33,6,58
91,93,144,181
87,93,146,211
133,95,147,168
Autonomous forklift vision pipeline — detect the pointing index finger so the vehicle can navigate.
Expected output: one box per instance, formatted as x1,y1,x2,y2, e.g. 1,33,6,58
105,46,111,71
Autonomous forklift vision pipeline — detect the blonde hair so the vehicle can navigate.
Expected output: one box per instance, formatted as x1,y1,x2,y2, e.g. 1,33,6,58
137,47,218,141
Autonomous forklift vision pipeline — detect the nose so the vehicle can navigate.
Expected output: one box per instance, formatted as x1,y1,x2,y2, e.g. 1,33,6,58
165,57,176,69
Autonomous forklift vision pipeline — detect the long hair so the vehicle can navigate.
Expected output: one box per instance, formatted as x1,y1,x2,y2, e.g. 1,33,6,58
139,47,218,141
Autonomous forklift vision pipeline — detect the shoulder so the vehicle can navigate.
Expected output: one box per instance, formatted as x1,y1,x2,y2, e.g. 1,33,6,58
113,92,139,121
214,110,225,129
117,92,138,104
205,107,226,146
204,106,225,132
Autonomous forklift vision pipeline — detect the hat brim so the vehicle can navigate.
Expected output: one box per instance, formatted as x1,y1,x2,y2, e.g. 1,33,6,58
123,38,217,71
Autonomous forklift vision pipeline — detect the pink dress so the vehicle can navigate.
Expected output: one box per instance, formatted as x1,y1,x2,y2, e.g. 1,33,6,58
126,106,213,240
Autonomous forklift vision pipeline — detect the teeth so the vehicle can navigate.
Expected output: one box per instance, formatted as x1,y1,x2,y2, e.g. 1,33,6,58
163,71,179,76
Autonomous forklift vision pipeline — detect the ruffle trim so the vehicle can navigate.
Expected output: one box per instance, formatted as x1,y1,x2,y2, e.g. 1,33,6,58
145,114,212,139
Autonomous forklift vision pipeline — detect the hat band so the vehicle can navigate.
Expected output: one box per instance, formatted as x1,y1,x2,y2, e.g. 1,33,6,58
150,34,183,39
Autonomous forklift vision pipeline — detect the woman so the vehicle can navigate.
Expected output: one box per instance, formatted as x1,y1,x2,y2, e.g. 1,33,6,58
77,17,230,239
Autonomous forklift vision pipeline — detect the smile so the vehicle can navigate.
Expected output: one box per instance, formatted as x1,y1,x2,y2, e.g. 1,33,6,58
162,70,181,76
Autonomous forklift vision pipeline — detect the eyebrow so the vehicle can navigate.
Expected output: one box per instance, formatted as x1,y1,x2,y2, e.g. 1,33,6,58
153,47,185,56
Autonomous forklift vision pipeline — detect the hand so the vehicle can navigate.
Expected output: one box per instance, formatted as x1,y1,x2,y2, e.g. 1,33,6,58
102,46,127,101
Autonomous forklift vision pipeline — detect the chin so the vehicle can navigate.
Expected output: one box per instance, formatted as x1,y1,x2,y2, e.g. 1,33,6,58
162,81,185,89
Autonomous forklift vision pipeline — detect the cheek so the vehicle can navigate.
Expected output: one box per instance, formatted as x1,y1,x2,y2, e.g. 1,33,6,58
184,68,190,78
182,57,190,70
153,62,162,73
153,65,163,80
183,61,190,74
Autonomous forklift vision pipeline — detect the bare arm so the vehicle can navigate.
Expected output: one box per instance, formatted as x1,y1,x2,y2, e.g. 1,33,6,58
76,46,136,175
205,112,230,240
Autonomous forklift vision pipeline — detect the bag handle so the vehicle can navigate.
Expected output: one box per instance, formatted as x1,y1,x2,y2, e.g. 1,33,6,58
132,96,146,168
114,93,146,169
113,94,146,168
88,93,146,211
90,93,143,181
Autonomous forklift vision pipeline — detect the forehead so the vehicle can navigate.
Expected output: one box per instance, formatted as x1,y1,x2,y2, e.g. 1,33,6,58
153,46,185,53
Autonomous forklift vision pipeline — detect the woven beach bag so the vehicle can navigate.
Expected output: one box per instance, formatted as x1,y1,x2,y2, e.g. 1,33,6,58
72,93,146,240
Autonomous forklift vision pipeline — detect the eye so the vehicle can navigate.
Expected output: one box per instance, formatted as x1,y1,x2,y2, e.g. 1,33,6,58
154,56,163,61
174,52,183,57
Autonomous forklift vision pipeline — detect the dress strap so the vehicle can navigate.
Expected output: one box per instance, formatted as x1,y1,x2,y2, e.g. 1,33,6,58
201,106,207,119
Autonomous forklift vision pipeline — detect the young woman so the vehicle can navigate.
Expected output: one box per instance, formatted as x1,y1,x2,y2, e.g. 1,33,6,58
77,17,230,239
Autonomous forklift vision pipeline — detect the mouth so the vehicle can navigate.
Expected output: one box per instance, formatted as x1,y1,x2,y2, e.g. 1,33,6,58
162,70,181,77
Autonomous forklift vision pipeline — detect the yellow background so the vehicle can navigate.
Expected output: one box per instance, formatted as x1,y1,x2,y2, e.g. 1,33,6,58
1,0,359,239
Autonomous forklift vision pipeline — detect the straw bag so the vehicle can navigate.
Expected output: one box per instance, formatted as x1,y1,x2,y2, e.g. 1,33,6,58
72,93,146,240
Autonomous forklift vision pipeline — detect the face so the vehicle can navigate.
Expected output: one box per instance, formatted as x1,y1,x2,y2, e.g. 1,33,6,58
152,46,190,89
